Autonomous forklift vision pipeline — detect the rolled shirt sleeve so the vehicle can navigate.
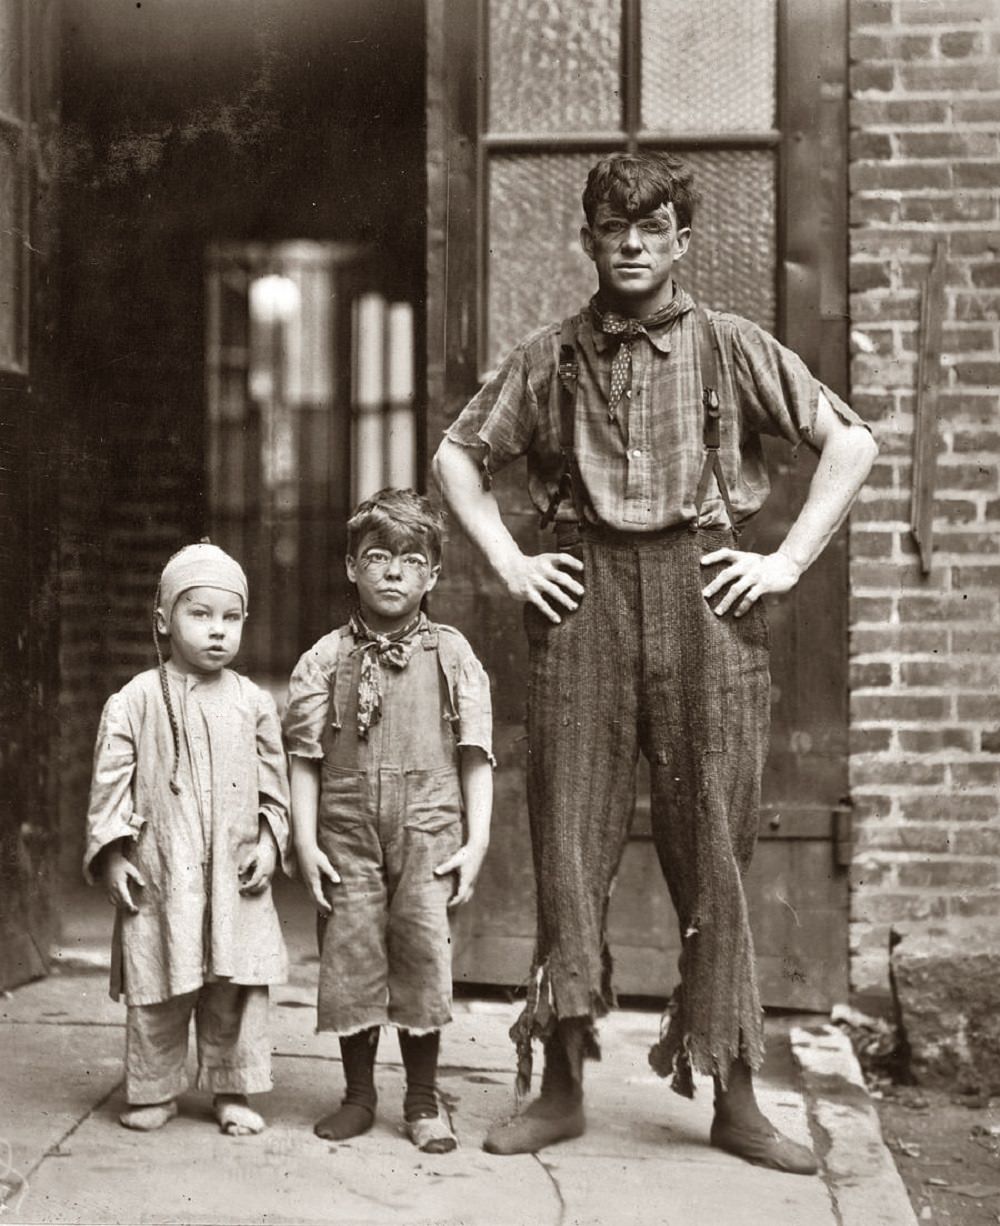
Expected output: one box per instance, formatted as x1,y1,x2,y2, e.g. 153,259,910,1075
729,316,871,450
282,632,340,759
83,693,142,884
454,651,495,768
443,330,549,479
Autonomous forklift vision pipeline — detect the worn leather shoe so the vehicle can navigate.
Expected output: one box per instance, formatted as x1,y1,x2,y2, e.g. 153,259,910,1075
710,1116,819,1175
483,1096,586,1155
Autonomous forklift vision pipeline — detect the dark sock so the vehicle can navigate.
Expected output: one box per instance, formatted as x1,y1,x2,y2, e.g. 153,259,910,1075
539,1026,582,1102
712,1058,769,1130
399,1029,441,1122
314,1026,380,1141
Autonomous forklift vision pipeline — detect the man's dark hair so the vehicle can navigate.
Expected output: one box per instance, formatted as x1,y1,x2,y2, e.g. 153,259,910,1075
582,152,700,230
347,487,447,566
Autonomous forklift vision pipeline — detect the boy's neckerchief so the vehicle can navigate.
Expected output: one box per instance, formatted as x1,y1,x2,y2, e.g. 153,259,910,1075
590,291,688,418
349,610,424,738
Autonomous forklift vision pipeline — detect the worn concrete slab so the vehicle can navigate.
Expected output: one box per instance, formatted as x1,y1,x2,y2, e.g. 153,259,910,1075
542,1151,834,1226
6,892,916,1226
9,1054,557,1226
0,1022,123,1217
791,1023,918,1226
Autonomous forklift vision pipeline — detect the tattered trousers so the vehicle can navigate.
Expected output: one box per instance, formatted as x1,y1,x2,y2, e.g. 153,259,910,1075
514,524,770,1097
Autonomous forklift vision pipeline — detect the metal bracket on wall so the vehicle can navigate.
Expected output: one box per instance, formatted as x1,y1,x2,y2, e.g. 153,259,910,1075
832,802,854,869
910,241,948,574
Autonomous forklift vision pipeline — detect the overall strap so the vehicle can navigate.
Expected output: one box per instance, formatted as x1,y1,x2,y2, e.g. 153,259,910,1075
539,318,594,533
692,305,740,537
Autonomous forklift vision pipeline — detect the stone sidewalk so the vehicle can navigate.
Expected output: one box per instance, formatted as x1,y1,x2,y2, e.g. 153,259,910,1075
0,886,916,1225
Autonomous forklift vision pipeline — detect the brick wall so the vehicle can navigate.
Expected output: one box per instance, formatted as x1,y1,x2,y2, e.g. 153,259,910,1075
848,0,1000,1001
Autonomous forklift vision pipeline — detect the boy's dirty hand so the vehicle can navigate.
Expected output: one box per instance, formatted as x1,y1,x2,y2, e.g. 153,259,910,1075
103,847,145,914
296,841,341,913
434,841,487,908
238,826,278,895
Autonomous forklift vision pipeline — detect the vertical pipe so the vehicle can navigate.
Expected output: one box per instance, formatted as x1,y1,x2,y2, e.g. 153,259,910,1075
353,291,386,502
386,301,416,488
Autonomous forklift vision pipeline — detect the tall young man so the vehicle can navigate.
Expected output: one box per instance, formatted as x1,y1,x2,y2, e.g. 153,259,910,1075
434,153,877,1174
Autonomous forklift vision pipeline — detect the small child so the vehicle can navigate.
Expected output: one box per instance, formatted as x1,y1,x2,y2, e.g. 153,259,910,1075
284,488,494,1153
84,543,291,1136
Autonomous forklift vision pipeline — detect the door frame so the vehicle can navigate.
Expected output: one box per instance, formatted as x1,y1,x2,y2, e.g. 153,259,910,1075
426,0,852,1007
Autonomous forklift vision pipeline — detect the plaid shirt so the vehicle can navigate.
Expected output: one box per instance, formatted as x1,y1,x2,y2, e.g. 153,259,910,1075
445,285,866,532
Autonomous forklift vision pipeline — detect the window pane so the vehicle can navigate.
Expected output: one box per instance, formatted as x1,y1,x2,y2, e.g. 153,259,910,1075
485,148,775,367
0,0,24,117
679,149,776,331
488,0,622,134
642,0,776,133
486,153,598,367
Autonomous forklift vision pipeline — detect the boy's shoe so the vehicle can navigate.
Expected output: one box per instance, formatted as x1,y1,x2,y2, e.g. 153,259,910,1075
406,1108,457,1154
709,1116,818,1175
482,1094,585,1155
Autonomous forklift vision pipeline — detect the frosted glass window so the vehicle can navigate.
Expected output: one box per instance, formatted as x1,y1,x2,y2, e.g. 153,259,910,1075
678,150,776,331
642,0,776,133
486,149,775,366
488,0,622,133
487,153,599,367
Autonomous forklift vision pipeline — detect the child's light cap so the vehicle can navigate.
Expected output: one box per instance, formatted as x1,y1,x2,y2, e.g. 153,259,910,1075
158,543,248,624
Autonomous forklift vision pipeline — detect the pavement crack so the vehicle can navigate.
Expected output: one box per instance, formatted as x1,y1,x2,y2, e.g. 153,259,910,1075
532,1153,568,1225
20,1079,123,1197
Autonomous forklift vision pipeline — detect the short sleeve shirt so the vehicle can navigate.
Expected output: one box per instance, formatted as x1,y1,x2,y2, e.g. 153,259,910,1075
445,288,869,532
282,619,494,767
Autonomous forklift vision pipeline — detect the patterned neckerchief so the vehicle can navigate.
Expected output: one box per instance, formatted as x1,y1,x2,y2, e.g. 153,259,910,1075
348,610,424,739
590,291,689,419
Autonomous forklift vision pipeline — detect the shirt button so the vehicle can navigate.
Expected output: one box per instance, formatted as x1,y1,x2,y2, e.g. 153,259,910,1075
625,390,632,399
631,448,643,458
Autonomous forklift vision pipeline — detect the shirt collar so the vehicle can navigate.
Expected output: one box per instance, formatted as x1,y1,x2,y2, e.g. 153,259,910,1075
588,282,695,355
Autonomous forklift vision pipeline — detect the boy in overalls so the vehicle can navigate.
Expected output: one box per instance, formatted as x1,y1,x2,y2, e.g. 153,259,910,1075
283,488,494,1153
434,152,877,1172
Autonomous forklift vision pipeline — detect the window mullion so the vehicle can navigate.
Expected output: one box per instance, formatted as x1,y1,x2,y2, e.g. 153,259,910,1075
623,0,641,149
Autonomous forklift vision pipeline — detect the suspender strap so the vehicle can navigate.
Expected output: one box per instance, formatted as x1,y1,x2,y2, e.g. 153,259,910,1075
693,304,739,537
540,318,594,530
541,305,739,536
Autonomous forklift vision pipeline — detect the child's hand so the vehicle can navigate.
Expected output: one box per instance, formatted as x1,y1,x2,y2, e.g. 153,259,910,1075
434,840,487,908
102,847,145,914
296,841,341,913
238,825,279,895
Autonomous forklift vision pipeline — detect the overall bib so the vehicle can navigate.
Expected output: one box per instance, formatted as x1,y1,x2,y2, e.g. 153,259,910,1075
316,625,464,1035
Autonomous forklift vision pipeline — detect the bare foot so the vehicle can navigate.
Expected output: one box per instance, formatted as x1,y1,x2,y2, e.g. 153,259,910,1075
119,1101,179,1131
214,1094,265,1136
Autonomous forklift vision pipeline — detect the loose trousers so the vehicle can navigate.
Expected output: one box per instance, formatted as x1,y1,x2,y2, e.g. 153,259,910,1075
124,982,272,1104
515,524,770,1096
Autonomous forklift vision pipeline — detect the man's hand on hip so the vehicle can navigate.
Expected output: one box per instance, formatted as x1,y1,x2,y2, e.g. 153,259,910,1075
700,547,802,618
500,551,585,624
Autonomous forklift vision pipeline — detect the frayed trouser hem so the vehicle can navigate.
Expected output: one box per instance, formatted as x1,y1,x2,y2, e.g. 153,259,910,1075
316,1018,449,1039
125,1071,188,1106
509,961,608,1099
195,1064,273,1096
647,1009,766,1099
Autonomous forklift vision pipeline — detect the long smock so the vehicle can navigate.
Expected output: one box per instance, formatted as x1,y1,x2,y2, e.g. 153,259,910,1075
84,666,291,1006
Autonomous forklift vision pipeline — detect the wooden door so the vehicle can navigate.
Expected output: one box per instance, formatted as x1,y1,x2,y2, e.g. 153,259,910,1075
427,0,851,1009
